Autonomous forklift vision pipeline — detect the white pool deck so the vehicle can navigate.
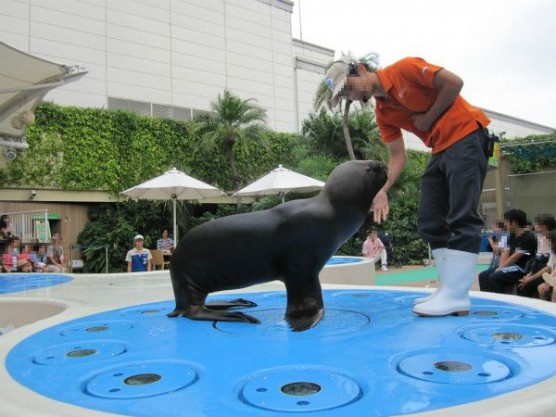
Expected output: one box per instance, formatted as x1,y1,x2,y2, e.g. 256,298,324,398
1,269,555,417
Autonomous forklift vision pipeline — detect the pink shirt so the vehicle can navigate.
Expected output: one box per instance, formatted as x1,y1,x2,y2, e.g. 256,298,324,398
362,238,385,259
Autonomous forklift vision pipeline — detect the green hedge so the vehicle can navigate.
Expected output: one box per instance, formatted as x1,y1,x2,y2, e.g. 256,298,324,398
0,102,299,193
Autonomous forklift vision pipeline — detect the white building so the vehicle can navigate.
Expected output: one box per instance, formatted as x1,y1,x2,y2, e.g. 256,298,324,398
0,0,553,151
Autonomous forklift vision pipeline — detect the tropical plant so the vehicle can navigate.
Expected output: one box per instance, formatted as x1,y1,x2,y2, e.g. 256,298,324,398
313,52,381,160
302,107,387,162
194,89,268,191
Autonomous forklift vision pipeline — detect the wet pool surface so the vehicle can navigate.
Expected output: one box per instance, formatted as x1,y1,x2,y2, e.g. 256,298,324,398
0,274,72,294
6,289,556,416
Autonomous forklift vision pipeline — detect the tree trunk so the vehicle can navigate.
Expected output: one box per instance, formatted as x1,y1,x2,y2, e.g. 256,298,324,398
225,139,240,191
342,100,356,160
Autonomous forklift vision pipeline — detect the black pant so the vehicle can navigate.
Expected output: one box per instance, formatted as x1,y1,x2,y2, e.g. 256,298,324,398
517,277,545,298
479,265,524,293
418,128,490,254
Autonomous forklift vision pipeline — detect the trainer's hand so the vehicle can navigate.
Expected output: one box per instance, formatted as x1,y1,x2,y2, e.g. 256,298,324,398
412,113,434,132
372,190,389,224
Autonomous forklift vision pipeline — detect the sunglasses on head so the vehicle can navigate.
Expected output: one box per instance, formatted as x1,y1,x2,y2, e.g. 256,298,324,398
348,62,358,75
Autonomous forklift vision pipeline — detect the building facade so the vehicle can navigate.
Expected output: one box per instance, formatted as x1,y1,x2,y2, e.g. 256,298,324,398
1,0,553,142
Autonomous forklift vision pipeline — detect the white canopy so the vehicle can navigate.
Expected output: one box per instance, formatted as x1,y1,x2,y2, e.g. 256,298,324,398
121,167,226,243
234,164,325,203
0,40,87,151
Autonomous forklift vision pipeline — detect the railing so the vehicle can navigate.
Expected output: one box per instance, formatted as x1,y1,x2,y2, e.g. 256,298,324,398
1,209,51,243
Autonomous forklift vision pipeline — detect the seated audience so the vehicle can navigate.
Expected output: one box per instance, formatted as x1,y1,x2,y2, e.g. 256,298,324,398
517,213,555,297
486,221,507,270
1,236,18,273
15,258,33,273
479,209,537,294
362,229,388,271
30,243,48,272
0,214,13,240
156,229,174,254
46,233,66,272
537,230,556,302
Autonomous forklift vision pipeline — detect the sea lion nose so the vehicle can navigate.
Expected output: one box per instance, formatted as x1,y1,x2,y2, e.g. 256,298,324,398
372,161,387,173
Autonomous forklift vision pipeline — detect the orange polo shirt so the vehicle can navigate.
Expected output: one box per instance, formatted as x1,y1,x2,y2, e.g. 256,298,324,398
375,57,490,154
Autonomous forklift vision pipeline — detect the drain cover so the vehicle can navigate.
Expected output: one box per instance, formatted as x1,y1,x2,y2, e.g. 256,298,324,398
240,367,361,412
214,308,370,338
461,324,556,347
85,362,197,399
119,302,172,318
471,306,525,321
397,351,512,384
33,341,126,365
60,320,135,337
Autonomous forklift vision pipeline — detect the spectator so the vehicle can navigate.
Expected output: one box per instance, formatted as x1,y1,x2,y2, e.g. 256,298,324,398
479,209,537,294
46,233,66,272
126,234,152,273
516,213,555,297
156,229,174,254
15,258,33,273
1,236,18,273
538,230,556,301
486,221,508,270
18,243,33,263
0,214,13,240
362,229,388,271
30,243,48,272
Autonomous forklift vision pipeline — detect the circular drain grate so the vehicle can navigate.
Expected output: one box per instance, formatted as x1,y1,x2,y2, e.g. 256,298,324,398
60,320,135,337
471,306,525,321
85,362,197,399
33,341,127,365
119,302,172,318
397,351,512,384
214,308,370,338
461,324,556,347
240,367,361,412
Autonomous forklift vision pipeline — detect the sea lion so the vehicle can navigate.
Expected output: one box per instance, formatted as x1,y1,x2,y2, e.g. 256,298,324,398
168,160,388,331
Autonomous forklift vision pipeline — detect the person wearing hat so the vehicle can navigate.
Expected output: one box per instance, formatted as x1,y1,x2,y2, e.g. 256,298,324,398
16,258,33,273
125,234,152,273
325,56,492,317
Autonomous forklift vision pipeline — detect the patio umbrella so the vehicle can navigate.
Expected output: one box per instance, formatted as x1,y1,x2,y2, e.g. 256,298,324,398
121,167,225,243
233,164,325,203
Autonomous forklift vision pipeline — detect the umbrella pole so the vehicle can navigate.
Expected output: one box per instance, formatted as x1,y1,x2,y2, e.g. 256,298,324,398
173,197,178,244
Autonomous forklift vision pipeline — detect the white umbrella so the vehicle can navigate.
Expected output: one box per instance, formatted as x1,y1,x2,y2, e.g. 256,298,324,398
234,164,325,203
121,167,225,243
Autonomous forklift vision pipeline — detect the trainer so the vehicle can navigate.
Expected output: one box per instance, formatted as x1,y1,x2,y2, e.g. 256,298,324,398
325,56,492,317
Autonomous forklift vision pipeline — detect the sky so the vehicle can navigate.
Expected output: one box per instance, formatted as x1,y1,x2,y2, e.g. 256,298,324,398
291,0,555,127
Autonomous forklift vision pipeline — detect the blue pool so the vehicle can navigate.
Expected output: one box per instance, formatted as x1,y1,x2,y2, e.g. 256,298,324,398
7,289,556,417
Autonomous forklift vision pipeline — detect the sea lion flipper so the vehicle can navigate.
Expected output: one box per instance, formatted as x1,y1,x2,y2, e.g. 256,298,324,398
284,276,324,331
205,298,258,310
192,307,261,324
168,305,260,324
286,306,324,332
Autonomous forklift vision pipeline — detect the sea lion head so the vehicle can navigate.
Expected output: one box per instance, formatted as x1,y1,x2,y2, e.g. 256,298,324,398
322,160,388,211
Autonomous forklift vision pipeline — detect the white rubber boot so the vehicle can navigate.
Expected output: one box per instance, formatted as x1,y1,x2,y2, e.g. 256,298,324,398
413,248,446,305
413,249,477,317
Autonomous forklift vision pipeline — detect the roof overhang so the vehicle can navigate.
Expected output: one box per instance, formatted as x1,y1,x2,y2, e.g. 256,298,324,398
0,41,87,155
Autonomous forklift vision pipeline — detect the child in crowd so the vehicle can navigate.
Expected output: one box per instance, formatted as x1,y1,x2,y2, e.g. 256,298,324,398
362,229,388,271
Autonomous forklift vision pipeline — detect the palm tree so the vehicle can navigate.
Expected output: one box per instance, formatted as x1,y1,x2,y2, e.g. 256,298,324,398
195,89,268,191
313,53,380,160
